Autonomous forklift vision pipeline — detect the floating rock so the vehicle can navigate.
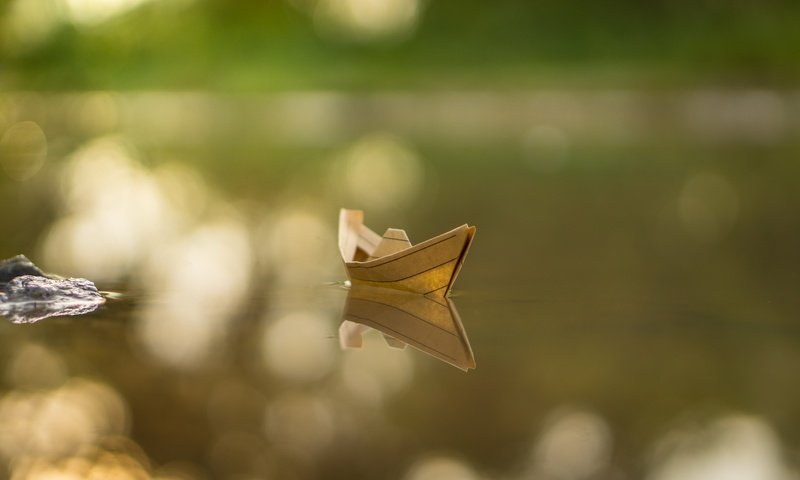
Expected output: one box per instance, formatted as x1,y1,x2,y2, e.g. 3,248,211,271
0,254,46,283
0,256,105,324
2,275,102,302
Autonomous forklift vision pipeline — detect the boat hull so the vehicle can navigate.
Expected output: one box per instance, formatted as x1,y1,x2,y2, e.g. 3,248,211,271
344,224,475,297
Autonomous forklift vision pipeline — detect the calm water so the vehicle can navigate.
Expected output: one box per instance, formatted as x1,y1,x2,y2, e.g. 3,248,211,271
1,92,800,479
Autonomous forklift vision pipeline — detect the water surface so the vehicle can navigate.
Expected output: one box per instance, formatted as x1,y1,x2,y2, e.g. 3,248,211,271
1,92,799,479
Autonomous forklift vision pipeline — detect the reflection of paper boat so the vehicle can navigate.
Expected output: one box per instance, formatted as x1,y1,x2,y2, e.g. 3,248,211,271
340,285,476,370
338,209,476,297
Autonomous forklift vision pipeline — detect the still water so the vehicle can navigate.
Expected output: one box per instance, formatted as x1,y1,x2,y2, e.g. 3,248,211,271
1,91,799,479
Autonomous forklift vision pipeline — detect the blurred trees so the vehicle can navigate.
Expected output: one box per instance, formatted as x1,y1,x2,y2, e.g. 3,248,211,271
2,0,799,90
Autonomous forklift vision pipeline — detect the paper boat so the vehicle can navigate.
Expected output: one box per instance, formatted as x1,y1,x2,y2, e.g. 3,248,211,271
338,209,476,297
339,285,476,370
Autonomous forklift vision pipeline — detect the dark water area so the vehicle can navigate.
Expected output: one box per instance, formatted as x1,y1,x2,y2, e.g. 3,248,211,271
1,92,800,479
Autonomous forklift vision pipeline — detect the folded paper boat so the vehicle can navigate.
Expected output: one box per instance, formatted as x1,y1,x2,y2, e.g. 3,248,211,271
338,209,476,297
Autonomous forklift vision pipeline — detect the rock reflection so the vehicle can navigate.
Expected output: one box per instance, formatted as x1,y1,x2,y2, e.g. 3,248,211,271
339,285,476,371
0,295,103,324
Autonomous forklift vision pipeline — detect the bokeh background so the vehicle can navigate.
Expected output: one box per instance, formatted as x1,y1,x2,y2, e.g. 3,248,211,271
2,1,800,479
